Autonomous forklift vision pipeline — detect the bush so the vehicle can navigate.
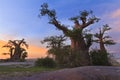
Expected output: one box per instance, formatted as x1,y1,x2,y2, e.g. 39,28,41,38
90,49,110,66
35,57,56,68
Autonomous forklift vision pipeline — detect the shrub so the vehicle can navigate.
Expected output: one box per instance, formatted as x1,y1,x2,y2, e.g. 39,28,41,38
35,57,56,68
90,49,110,66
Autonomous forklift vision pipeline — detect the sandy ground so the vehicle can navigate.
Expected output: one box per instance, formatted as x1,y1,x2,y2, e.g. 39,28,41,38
0,59,36,67
0,66,120,80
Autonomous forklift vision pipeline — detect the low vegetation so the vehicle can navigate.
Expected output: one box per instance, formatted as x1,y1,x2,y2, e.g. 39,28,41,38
35,57,56,68
90,49,110,66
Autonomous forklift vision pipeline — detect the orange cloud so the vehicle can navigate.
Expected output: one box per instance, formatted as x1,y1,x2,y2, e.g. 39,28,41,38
0,40,47,59
0,40,9,59
27,45,47,59
111,9,120,18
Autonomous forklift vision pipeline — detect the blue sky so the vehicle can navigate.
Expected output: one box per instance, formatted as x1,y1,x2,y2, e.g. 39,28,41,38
0,0,120,57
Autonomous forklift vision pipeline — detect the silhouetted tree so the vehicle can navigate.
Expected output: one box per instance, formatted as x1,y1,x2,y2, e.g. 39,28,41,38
40,3,99,65
3,39,28,61
94,24,116,52
41,35,69,65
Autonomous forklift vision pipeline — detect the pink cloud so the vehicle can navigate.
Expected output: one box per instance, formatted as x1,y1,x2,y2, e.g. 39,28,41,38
111,9,120,18
105,9,120,32
111,21,120,32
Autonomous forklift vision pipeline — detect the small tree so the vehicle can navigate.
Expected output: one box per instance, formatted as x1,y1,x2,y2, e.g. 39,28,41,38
94,24,116,52
91,24,115,66
41,35,68,65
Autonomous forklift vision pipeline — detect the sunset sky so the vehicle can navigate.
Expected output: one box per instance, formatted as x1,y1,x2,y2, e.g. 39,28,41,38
0,0,120,59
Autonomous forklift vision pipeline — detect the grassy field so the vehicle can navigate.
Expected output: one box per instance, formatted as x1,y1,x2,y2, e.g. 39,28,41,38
0,66,56,72
0,66,57,77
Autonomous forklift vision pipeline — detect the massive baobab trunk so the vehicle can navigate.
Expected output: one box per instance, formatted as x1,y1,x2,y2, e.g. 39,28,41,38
69,22,91,65
70,38,91,65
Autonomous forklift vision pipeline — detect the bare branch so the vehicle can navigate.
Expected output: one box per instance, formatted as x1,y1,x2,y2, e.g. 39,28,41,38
40,3,69,34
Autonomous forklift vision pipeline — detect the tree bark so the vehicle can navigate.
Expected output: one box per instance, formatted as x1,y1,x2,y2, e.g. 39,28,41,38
100,38,106,52
12,46,21,61
11,39,25,61
70,35,91,66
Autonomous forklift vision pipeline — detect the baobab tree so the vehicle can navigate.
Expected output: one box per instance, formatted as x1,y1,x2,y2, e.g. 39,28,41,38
40,3,99,65
3,39,28,61
94,24,116,52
